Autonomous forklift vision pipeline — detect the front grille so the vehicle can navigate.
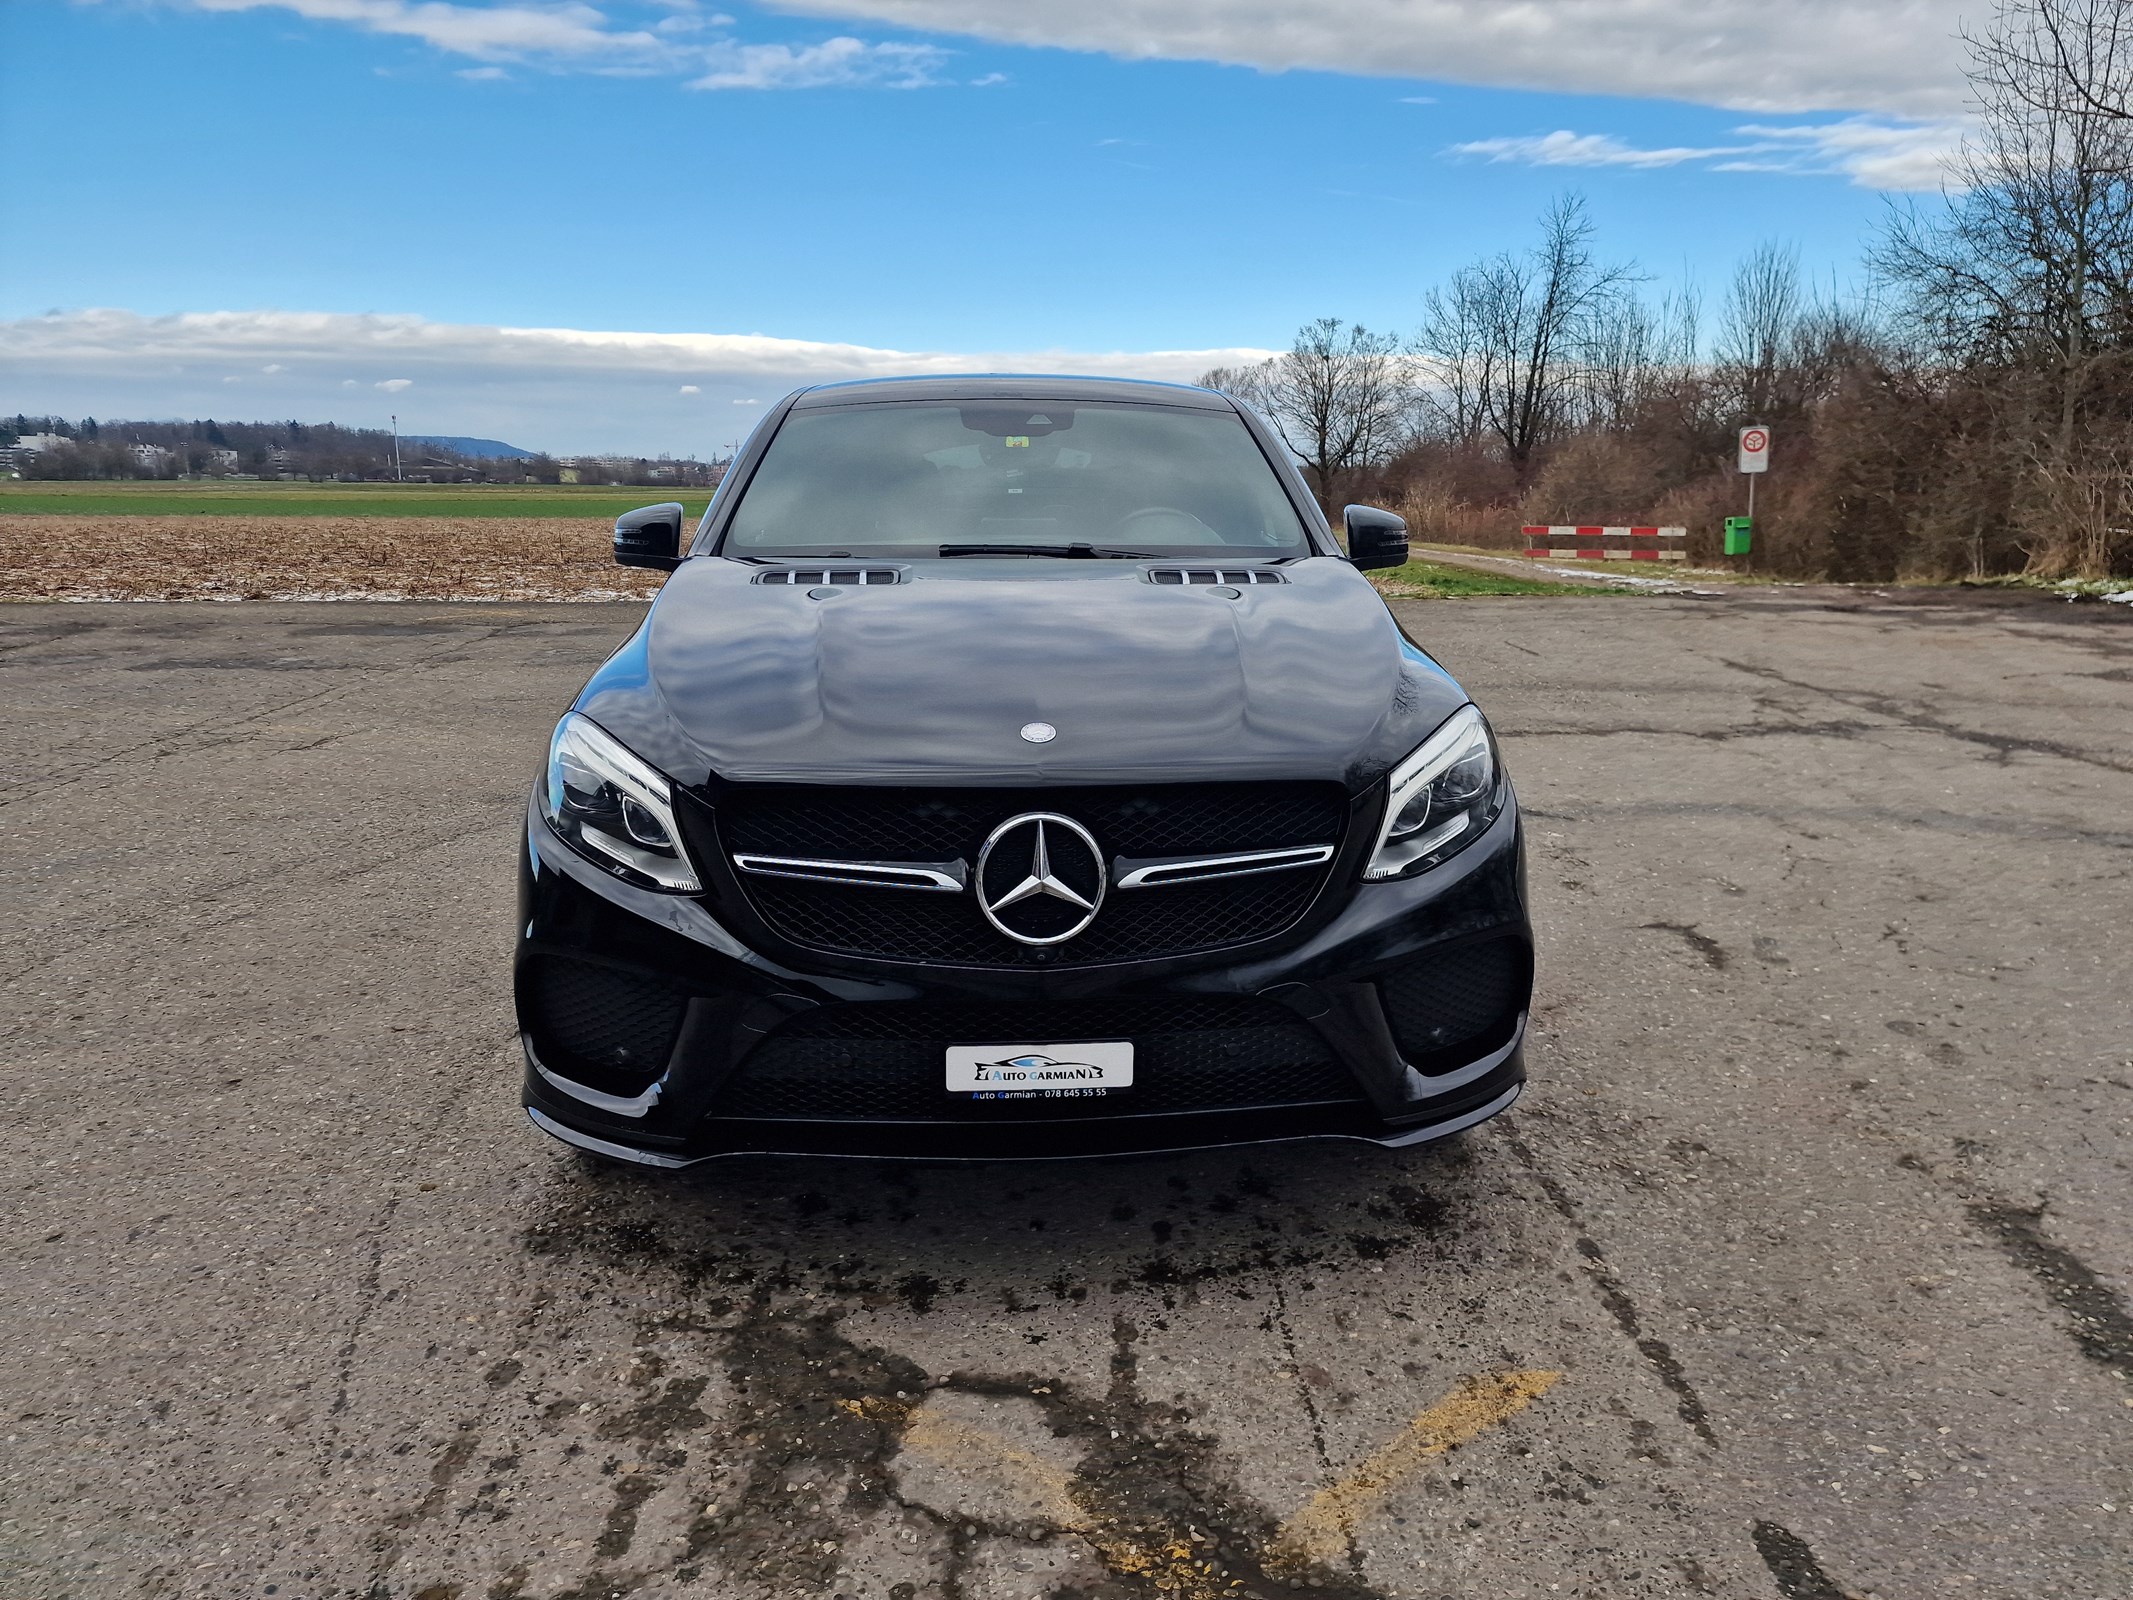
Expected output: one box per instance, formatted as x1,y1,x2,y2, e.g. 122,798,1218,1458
1377,939,1526,1071
714,782,1346,967
520,957,689,1092
714,996,1360,1121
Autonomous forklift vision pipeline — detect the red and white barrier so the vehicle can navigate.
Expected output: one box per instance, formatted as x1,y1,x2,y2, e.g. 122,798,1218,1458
1523,525,1687,561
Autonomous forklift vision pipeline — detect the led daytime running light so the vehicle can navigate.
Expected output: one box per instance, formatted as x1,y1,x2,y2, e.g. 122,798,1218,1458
1363,705,1499,881
541,714,701,892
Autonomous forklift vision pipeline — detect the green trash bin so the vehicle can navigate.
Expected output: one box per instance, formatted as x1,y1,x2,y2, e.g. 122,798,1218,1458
1723,516,1753,556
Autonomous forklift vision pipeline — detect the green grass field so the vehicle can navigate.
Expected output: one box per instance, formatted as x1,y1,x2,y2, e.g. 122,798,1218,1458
1374,557,1612,597
0,480,698,519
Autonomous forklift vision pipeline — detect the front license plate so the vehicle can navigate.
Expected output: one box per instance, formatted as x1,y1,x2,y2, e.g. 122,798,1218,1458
945,1041,1135,1099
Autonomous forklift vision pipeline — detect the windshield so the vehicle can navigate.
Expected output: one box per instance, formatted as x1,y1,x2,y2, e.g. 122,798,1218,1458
717,399,1312,558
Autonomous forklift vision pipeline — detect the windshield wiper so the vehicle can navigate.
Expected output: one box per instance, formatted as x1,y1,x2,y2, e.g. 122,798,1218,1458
937,543,1157,559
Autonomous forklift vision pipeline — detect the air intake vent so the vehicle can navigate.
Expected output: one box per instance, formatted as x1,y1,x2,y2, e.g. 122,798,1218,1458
1147,568,1288,586
752,568,903,586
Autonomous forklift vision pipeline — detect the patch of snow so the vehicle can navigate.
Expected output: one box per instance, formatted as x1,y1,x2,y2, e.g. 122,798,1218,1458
2105,589,2133,604
1533,565,1723,596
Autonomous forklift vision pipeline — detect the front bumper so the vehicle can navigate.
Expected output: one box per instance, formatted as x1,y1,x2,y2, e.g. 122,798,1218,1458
515,789,1533,1166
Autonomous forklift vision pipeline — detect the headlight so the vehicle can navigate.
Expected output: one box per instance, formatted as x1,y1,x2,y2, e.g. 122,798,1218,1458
1363,705,1502,881
539,713,701,892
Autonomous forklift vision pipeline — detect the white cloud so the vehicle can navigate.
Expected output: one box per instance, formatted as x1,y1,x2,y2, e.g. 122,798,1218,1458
1449,117,1966,190
0,307,1278,455
1451,131,1760,171
139,0,1974,113
1731,119,1966,191
261,362,285,372
182,0,663,62
687,37,942,90
679,383,701,393
766,0,1971,116
143,1,949,89
457,64,510,79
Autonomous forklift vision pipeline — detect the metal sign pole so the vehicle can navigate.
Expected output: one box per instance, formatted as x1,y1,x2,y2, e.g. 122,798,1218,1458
1729,425,1769,562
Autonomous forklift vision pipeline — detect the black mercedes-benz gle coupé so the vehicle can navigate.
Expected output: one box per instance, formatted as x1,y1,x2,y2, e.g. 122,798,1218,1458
517,376,1532,1167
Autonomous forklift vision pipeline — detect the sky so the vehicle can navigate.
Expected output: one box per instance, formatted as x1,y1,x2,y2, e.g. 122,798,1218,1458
0,0,1982,454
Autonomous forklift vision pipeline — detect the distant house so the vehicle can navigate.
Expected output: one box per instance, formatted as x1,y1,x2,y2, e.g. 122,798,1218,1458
132,444,176,472
208,449,240,471
14,433,70,456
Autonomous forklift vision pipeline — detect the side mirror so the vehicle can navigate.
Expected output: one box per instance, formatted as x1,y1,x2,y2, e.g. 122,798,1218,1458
1343,505,1408,572
614,502,686,570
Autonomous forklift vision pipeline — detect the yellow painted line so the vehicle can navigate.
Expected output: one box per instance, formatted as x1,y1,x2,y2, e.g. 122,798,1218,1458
1267,1369,1562,1576
845,1369,1559,1594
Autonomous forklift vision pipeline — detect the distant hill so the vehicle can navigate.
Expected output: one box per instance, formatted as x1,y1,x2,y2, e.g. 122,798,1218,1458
405,435,535,460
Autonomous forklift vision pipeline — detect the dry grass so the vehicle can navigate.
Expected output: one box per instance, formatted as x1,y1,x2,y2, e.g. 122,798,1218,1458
0,516,667,602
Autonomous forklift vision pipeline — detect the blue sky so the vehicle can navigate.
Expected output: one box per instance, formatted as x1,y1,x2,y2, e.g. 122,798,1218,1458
0,1,1974,452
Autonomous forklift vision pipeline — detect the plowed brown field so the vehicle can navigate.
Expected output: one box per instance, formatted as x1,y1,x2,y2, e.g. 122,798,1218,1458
0,516,667,601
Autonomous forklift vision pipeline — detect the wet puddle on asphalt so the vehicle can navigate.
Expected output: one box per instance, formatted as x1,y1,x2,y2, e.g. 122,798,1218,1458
330,1129,1765,1600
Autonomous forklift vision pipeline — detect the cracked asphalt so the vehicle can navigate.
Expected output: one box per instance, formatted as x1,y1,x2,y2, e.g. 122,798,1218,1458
2,587,2129,1600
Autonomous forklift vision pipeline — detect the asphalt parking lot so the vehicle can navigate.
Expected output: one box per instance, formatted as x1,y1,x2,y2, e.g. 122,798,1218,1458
3,587,2130,1600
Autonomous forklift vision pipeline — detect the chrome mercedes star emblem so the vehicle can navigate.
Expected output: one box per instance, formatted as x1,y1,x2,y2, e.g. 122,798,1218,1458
974,812,1106,946
1019,721,1057,744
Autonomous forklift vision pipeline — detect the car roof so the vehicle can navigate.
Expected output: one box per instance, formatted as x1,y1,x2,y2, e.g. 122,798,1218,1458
786,374,1237,411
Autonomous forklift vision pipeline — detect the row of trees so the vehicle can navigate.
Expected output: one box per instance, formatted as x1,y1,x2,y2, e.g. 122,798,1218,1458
1206,0,2133,580
1,415,722,488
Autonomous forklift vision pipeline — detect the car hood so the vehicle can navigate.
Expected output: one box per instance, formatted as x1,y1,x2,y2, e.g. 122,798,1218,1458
574,557,1469,794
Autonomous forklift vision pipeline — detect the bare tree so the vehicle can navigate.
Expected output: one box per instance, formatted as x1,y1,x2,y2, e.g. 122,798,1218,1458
1204,319,1409,513
1715,242,1806,419
1714,244,1885,421
1415,195,1635,476
1580,284,1702,432
1972,0,2133,122
1876,0,2133,572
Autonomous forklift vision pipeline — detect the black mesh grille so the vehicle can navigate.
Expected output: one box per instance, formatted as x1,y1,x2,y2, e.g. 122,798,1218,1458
738,870,1323,967
521,957,688,1091
715,995,1360,1121
1377,940,1526,1070
715,782,1345,968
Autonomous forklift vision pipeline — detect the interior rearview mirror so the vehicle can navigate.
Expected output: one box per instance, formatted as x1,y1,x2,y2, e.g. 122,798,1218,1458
614,503,686,570
1343,505,1408,572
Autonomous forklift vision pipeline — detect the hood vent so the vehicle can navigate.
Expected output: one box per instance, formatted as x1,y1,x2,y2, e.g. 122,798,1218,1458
1148,567,1287,586
753,567,903,586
